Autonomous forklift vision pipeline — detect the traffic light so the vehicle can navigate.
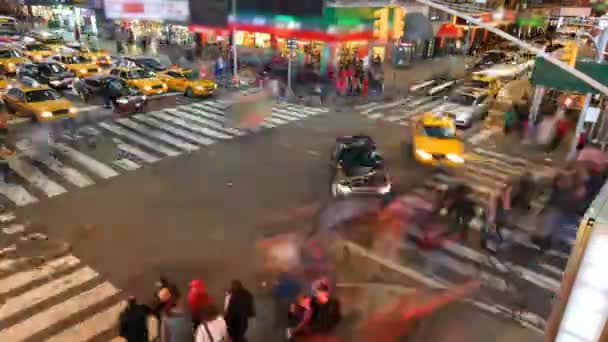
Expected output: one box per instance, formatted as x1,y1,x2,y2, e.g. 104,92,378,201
393,7,405,40
561,41,578,67
373,7,389,41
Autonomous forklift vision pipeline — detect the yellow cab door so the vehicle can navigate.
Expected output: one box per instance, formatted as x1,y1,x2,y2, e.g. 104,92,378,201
167,71,186,91
5,88,26,116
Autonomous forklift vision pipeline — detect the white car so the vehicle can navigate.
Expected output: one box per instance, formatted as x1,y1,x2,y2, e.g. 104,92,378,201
434,87,492,128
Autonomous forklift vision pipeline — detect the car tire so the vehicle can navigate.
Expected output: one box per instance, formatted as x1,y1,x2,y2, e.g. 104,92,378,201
185,87,193,97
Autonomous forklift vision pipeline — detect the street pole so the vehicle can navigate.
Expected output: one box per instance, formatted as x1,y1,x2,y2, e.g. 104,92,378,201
567,28,608,160
231,0,238,83
287,38,296,98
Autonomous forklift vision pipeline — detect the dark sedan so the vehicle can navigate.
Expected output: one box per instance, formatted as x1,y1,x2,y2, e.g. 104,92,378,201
73,74,146,113
124,56,168,72
16,62,75,89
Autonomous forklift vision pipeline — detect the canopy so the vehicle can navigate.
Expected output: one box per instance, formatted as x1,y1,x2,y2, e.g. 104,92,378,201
531,57,608,93
436,24,463,39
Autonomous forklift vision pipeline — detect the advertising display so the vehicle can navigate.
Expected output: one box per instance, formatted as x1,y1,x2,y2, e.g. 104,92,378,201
235,0,323,17
103,0,189,22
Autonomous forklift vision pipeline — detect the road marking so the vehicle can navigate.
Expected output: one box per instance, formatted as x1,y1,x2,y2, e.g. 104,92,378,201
131,115,216,145
168,108,245,136
7,157,67,197
52,142,120,180
385,100,443,122
112,138,161,163
468,126,501,145
362,98,410,115
2,223,25,234
410,80,436,92
47,301,126,342
473,147,528,166
77,105,103,112
0,266,99,320
115,118,199,152
98,122,181,157
0,282,120,341
191,103,225,116
285,103,328,113
270,110,300,121
147,111,233,140
0,255,81,293
113,158,141,171
368,113,383,120
355,102,379,110
0,211,16,223
0,181,38,206
271,107,309,119
264,115,287,125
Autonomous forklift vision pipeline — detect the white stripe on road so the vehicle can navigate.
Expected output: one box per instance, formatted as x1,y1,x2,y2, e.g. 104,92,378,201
192,103,225,116
355,102,379,110
271,107,309,119
168,108,245,136
112,138,161,163
0,212,16,223
113,158,141,171
0,255,81,293
46,301,125,342
428,80,456,95
0,182,38,206
270,110,300,121
264,116,287,125
52,142,120,180
410,80,436,92
8,157,67,197
76,105,102,112
473,147,528,166
2,224,25,235
385,100,443,122
0,266,99,320
99,122,181,157
362,98,410,115
131,115,216,146
0,282,120,341
115,118,199,152
468,127,501,145
285,103,328,113
147,112,233,140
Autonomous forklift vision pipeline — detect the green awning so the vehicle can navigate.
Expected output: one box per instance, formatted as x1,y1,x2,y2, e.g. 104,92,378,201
530,57,608,93
515,16,545,27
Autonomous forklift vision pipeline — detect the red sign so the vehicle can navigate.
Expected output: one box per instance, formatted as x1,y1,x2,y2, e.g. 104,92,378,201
122,2,144,13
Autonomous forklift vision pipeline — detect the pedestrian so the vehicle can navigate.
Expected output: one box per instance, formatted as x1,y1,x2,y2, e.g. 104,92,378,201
272,272,302,328
74,26,80,42
503,106,515,135
446,184,476,241
287,294,313,340
188,279,213,327
118,296,149,342
310,284,341,335
224,280,255,342
195,304,228,342
160,298,193,342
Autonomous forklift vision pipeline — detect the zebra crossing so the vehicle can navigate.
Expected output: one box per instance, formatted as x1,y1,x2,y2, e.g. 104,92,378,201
0,101,328,208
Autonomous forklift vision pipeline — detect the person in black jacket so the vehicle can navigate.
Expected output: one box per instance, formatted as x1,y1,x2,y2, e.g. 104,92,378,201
310,284,341,335
225,280,255,342
118,296,148,342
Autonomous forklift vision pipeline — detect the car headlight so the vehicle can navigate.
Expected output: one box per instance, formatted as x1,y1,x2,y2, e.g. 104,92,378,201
162,83,167,88
213,83,218,89
446,154,465,163
144,85,152,91
49,80,61,86
7,63,14,68
415,149,433,160
196,86,203,90
116,97,128,104
90,56,97,61
141,95,147,101
335,183,351,195
378,183,392,194
68,107,77,114
80,68,86,74
34,55,42,61
41,111,53,117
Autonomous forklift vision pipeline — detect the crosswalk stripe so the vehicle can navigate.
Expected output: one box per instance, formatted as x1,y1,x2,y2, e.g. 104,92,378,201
192,103,224,115
15,140,95,188
112,138,161,164
148,112,233,140
270,110,299,121
98,122,181,157
355,102,378,110
473,147,528,166
201,101,227,111
385,100,442,122
284,104,327,114
46,301,125,342
113,158,141,171
2,223,25,234
271,107,309,119
131,115,216,146
52,142,120,180
0,282,120,341
0,212,16,223
0,181,38,206
264,116,287,125
168,108,245,136
0,255,81,293
115,118,199,152
7,157,67,197
468,127,501,145
0,266,99,320
362,98,409,114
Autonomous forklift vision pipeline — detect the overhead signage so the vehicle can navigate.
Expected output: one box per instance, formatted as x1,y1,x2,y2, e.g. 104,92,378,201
103,0,189,22
24,0,95,6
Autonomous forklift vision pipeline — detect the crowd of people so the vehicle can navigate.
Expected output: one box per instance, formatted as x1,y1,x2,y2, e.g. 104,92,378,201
118,275,342,342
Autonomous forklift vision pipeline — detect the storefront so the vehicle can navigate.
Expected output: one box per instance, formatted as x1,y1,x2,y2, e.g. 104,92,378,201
26,0,101,34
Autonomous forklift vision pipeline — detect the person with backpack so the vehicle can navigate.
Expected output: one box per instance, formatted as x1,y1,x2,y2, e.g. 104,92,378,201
118,296,149,342
195,304,228,342
224,280,255,342
159,298,193,342
310,284,341,335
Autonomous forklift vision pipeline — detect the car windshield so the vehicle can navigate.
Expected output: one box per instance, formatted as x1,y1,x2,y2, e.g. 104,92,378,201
468,80,490,88
64,55,89,64
138,59,165,71
423,125,455,138
448,94,476,106
26,44,50,51
48,63,67,73
0,49,19,58
184,71,198,80
25,89,61,102
128,69,154,79
340,145,379,169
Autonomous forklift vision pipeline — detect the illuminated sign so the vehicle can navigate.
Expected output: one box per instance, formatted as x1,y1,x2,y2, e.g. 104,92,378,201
103,0,189,22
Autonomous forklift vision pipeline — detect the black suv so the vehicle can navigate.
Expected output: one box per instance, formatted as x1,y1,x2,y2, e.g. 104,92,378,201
16,62,75,89
73,74,145,113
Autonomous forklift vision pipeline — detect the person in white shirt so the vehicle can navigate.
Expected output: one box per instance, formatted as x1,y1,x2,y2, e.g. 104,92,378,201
195,304,228,342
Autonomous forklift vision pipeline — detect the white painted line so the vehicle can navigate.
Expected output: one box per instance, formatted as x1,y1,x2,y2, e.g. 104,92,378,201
2,223,25,235
410,79,436,92
52,142,120,180
113,158,141,171
362,98,409,114
191,103,225,116
46,301,126,342
112,138,161,164
0,282,120,341
77,105,103,112
287,103,328,113
200,101,227,111
0,244,16,256
473,147,528,166
0,212,16,223
98,122,181,157
148,112,233,140
271,107,309,119
264,115,287,125
0,255,81,293
355,102,379,110
0,181,38,206
0,266,99,320
115,118,199,152
270,110,300,121
539,263,564,278
7,157,67,197
468,126,501,145
131,115,216,145
386,100,443,122
168,108,245,136
7,117,30,126
368,113,383,120
428,80,456,95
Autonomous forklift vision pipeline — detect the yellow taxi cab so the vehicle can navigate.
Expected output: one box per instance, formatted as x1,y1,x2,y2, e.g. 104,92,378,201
2,78,76,122
0,75,8,91
411,112,465,167
22,43,53,61
50,54,101,78
157,68,216,97
468,74,501,97
0,48,28,74
65,43,112,66
109,67,168,95
33,35,64,53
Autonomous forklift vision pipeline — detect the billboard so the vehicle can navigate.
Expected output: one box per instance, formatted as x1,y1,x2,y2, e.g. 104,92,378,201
233,0,323,17
189,0,229,27
103,0,189,22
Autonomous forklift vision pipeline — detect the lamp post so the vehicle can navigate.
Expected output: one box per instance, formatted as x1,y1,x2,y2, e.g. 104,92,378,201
231,0,238,84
